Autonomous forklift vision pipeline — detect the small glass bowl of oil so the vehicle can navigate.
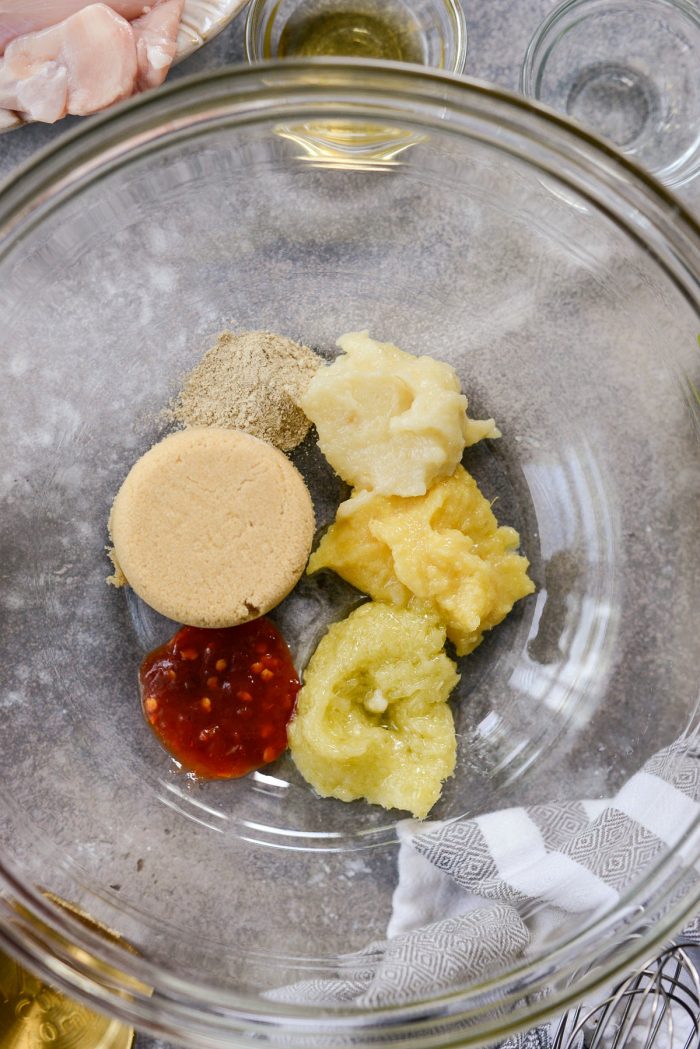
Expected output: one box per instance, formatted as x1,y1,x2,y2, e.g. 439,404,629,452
245,0,467,74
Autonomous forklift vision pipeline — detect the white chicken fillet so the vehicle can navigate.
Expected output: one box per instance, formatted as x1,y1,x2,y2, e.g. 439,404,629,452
0,0,183,123
0,1,152,53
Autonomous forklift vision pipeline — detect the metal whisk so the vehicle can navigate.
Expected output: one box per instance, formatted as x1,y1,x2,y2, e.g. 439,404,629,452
553,944,700,1049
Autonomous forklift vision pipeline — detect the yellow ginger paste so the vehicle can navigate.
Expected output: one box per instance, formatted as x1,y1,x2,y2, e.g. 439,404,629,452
288,602,459,819
308,466,534,656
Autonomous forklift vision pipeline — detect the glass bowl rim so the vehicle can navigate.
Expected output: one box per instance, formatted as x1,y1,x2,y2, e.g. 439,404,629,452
1,57,700,1048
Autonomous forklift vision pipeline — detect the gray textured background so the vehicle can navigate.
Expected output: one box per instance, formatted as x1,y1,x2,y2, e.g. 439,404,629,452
1,2,699,1046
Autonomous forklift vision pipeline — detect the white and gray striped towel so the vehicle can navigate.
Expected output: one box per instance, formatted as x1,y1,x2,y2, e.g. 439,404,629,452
270,733,700,1043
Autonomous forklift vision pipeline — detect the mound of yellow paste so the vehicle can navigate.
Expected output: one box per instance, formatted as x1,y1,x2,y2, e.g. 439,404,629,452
308,466,534,655
288,602,459,819
299,331,499,496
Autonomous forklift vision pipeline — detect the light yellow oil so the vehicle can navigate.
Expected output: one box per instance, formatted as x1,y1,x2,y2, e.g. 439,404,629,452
277,0,426,63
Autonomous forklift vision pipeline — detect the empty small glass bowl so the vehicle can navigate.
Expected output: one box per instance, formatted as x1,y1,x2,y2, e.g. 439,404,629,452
521,0,700,188
245,0,467,73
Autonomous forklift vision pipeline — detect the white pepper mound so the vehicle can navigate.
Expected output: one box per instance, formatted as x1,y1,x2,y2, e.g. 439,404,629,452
171,331,323,451
108,428,315,628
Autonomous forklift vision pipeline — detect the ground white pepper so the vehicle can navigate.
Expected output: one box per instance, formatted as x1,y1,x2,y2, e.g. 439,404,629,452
171,330,324,451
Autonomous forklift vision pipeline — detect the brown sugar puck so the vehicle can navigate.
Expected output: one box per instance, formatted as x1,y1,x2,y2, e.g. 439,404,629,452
109,428,315,627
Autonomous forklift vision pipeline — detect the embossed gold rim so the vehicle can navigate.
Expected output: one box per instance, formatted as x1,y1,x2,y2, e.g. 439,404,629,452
0,948,135,1049
0,897,136,1049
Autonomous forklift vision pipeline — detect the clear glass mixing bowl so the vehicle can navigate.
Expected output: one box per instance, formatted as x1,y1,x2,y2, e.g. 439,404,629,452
0,62,699,1049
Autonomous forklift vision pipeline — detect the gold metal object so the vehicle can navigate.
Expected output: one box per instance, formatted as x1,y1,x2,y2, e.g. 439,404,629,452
0,949,134,1049
0,895,139,1049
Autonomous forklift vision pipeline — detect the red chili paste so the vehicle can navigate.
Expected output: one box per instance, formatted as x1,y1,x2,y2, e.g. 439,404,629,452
139,619,300,778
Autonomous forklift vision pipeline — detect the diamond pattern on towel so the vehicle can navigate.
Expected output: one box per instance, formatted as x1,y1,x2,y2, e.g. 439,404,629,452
268,905,528,1007
412,820,528,905
358,905,529,1007
646,745,700,801
527,801,591,851
561,812,663,891
269,733,700,1026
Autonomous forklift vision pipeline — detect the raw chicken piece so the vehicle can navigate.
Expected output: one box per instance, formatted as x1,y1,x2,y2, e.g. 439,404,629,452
0,4,137,122
133,0,184,90
0,105,19,126
0,1,150,54
0,0,184,123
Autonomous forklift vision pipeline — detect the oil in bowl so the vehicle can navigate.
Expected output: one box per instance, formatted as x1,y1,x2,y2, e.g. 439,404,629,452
246,0,467,73
277,0,425,62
